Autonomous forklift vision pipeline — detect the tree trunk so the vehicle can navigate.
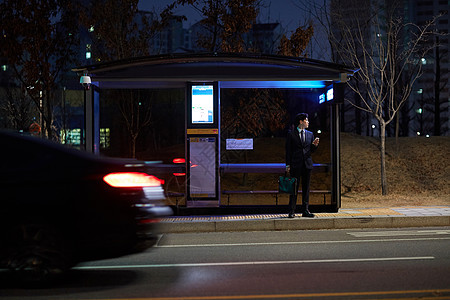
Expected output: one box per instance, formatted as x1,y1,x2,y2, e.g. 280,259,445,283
131,136,137,159
395,112,400,154
380,121,388,195
355,93,361,135
434,35,441,136
45,89,53,140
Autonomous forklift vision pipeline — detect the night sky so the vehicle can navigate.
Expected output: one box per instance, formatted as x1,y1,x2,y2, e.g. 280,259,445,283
138,0,312,32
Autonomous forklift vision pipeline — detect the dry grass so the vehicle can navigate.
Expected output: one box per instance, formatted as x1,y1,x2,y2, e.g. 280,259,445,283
340,133,450,208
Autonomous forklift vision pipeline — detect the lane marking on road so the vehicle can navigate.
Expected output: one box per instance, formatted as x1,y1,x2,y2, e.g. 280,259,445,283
348,229,450,237
75,256,434,270
87,288,450,299
155,237,450,248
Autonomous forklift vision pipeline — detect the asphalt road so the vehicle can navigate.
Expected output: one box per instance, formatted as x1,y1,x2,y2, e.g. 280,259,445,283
1,227,450,299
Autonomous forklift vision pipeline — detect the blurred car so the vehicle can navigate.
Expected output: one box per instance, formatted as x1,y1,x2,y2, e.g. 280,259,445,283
0,130,172,285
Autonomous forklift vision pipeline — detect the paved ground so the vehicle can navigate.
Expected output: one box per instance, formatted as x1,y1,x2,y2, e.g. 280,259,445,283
158,206,450,233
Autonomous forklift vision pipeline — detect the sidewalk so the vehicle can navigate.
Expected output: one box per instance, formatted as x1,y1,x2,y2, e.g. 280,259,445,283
159,206,450,233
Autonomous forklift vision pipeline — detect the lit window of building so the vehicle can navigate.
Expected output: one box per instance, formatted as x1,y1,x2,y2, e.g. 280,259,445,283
100,128,110,149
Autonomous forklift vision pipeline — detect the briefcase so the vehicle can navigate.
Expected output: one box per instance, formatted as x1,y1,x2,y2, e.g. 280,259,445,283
278,174,298,195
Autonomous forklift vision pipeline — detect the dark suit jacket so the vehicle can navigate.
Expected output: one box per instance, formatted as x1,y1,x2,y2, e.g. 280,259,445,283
286,128,318,170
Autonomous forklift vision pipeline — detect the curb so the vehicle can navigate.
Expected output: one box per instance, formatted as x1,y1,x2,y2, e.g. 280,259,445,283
158,215,450,233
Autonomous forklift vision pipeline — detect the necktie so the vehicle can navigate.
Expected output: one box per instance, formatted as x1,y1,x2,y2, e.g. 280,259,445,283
301,130,304,142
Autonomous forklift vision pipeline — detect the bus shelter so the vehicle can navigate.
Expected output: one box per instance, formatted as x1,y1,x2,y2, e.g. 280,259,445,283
73,53,358,213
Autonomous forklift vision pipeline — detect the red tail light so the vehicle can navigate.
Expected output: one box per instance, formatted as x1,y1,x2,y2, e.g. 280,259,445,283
138,218,160,224
103,172,164,188
173,158,185,164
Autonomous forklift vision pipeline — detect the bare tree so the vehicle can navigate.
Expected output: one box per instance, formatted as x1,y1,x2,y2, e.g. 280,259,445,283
0,0,79,139
80,0,168,61
293,0,337,61
80,0,177,157
329,0,439,195
0,86,38,131
117,90,153,158
295,0,363,137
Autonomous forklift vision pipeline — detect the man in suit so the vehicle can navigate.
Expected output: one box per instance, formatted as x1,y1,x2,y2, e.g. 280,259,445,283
286,113,320,218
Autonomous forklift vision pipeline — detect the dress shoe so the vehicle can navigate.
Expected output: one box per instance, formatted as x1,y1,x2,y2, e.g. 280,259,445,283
288,213,295,218
302,211,315,218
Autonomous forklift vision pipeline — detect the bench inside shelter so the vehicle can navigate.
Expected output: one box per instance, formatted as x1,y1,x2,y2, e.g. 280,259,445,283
220,163,331,205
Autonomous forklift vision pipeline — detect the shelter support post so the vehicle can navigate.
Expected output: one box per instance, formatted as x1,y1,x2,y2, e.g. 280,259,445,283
84,87,100,154
331,82,344,211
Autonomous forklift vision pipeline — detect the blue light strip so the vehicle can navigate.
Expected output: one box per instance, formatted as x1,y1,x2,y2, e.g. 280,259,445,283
220,81,326,89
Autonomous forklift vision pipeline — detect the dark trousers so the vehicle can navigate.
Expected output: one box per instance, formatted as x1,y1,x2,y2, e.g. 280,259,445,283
288,165,311,214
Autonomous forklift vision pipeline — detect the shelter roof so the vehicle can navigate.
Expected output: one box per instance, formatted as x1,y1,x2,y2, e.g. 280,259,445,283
72,52,358,89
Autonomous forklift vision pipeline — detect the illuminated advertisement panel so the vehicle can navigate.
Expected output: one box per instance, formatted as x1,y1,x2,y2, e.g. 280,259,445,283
319,87,334,104
327,88,334,101
189,137,217,198
191,85,214,124
319,93,326,104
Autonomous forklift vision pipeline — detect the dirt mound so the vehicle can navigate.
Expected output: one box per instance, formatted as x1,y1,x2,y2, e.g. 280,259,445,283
341,133,450,207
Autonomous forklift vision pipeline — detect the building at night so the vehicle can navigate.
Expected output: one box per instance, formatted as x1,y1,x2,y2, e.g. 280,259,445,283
407,0,449,137
329,0,449,137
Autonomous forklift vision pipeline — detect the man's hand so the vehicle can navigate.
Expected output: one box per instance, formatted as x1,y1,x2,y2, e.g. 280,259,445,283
313,137,320,146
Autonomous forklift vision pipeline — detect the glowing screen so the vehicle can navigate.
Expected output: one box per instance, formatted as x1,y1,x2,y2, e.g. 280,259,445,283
319,93,325,104
192,85,214,124
319,88,334,104
327,88,334,101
